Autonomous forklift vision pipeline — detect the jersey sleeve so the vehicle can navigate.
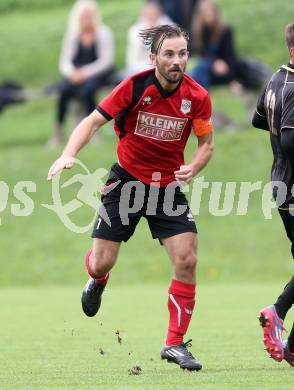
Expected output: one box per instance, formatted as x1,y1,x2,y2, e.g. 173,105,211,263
281,89,294,131
252,86,269,131
97,77,133,120
192,92,213,137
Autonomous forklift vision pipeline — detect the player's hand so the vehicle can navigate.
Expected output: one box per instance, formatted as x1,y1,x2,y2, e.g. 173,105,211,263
47,156,75,181
174,164,194,184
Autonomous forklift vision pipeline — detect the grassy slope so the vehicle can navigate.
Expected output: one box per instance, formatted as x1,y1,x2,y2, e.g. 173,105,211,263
0,0,292,85
0,0,142,85
0,96,292,286
1,3,294,389
0,0,293,286
219,0,293,68
1,284,294,389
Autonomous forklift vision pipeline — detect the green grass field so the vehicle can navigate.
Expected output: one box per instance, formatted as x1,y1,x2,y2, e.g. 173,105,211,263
1,284,293,389
1,1,294,388
1,97,292,286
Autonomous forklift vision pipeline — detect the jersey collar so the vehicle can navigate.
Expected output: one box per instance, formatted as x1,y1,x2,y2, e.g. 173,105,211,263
281,63,294,72
152,73,183,98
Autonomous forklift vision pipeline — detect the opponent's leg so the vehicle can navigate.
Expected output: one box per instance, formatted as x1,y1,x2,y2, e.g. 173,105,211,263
160,232,202,371
81,238,121,317
283,323,294,366
276,276,294,366
274,275,294,319
258,276,294,362
259,206,294,362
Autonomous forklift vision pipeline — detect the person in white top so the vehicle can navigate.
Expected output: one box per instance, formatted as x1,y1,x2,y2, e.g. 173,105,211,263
124,1,173,77
49,0,114,147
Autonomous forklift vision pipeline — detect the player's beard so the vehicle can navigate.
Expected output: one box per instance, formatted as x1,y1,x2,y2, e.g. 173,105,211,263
156,61,185,84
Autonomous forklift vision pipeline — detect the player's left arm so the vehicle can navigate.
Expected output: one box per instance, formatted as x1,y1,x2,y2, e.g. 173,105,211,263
175,132,214,183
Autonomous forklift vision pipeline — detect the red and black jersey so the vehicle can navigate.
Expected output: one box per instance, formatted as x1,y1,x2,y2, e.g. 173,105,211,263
97,68,213,186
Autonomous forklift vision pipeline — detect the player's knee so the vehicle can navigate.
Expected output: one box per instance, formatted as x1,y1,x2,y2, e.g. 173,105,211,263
90,250,115,276
176,252,197,273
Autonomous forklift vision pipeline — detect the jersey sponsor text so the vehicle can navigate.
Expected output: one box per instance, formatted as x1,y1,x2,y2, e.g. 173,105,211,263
134,111,188,141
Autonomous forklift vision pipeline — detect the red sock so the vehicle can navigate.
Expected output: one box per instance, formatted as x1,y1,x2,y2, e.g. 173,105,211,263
166,279,196,346
84,250,109,285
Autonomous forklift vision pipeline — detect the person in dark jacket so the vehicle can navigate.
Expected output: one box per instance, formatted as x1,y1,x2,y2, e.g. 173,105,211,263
157,0,198,34
190,0,241,94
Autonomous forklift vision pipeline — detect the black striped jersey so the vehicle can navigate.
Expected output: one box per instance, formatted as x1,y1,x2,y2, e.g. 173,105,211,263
252,63,294,202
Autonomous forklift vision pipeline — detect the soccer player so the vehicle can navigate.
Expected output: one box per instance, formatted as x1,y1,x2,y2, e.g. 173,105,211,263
47,24,214,371
252,22,294,367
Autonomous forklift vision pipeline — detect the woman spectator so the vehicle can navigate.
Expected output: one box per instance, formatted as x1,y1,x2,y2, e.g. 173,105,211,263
124,1,172,77
190,0,241,94
49,0,114,147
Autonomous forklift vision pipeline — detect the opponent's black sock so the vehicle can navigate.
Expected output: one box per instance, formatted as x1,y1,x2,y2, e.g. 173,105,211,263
288,323,294,353
274,275,294,320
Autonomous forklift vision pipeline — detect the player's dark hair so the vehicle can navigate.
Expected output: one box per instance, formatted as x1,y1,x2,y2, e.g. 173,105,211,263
139,24,189,54
285,23,294,50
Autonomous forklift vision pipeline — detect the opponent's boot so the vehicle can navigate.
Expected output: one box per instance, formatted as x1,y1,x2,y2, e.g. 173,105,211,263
258,305,286,362
283,340,294,367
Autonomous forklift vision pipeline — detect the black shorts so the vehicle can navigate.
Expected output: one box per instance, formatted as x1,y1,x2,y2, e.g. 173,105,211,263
91,163,197,243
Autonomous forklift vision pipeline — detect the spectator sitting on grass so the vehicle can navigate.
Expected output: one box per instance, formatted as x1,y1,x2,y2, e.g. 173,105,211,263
190,0,242,94
123,1,172,77
49,0,114,147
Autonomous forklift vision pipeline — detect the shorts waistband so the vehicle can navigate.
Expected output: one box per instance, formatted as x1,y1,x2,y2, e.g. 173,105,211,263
112,162,137,181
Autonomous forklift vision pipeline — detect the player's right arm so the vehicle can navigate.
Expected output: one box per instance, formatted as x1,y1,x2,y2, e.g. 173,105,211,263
47,110,108,181
47,77,133,181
